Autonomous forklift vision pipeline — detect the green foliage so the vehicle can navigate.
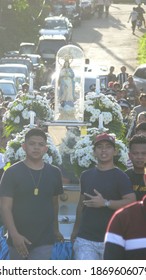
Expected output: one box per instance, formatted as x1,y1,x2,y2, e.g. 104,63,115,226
13,0,29,12
137,34,146,65
3,94,53,136
0,0,46,55
106,121,126,140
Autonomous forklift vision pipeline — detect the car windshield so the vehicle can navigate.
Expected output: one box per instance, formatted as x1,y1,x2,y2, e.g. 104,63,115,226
0,66,28,77
0,58,33,72
0,76,14,81
38,40,66,53
19,46,36,54
65,3,76,12
134,68,146,79
29,57,40,65
0,83,16,95
45,20,67,29
53,4,62,13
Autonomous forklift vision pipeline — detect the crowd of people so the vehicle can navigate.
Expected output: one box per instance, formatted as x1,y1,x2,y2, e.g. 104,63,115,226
0,58,146,259
128,1,146,35
95,0,112,18
105,64,146,140
1,0,146,257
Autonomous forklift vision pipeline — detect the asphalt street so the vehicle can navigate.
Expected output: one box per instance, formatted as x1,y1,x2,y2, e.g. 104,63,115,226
72,4,145,75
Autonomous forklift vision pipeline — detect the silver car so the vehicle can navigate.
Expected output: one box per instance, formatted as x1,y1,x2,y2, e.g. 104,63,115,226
39,16,73,43
133,64,146,91
0,79,17,100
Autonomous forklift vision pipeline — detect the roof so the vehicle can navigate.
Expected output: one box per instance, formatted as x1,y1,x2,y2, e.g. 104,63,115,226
38,34,67,41
0,73,25,77
0,79,15,84
44,16,68,21
0,63,28,68
19,42,35,47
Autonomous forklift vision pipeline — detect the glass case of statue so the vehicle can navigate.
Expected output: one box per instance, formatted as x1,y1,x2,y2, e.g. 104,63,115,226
54,44,85,122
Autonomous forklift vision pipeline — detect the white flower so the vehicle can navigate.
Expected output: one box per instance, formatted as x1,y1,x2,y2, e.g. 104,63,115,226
15,147,26,161
4,126,62,166
14,116,20,124
13,104,24,111
25,100,32,105
103,112,112,124
22,109,30,119
70,129,128,176
3,92,54,136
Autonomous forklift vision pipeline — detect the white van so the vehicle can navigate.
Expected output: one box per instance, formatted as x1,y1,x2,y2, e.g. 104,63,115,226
36,35,67,64
0,64,29,81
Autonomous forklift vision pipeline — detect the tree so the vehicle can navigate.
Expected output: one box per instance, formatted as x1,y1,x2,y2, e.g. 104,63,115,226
0,0,47,55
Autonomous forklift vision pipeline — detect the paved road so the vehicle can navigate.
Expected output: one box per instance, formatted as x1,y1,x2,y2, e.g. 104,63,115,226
72,4,145,74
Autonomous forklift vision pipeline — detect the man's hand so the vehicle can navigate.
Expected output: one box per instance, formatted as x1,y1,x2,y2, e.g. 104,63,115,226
54,230,64,242
83,189,105,208
12,232,31,259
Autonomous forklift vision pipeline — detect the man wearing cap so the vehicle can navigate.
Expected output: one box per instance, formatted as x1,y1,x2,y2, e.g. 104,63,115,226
71,133,136,260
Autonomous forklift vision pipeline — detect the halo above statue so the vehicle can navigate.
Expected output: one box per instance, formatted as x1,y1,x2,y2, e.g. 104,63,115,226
58,54,73,67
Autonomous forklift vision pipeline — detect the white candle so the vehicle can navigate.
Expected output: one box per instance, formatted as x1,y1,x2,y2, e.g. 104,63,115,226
29,72,34,92
29,111,35,126
96,77,100,95
98,113,103,129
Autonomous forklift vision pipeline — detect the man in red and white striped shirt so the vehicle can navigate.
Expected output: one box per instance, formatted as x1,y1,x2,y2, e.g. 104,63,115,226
104,195,146,259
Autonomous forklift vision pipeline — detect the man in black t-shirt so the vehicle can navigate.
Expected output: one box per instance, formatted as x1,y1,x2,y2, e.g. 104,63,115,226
125,134,146,201
71,133,135,260
135,4,146,28
0,128,63,260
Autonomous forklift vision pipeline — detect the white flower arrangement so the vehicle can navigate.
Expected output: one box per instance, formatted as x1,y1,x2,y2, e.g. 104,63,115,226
5,126,62,166
3,93,54,136
70,128,129,177
84,92,124,138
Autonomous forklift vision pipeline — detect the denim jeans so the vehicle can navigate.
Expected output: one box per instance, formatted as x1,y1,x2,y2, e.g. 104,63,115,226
73,237,104,260
9,244,53,260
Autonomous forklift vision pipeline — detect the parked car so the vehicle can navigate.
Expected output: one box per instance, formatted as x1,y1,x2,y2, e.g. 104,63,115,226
51,1,81,27
0,73,26,90
0,56,33,74
19,42,36,55
39,16,73,42
20,54,45,89
133,64,146,91
36,35,67,64
80,0,96,19
0,64,30,82
0,79,17,100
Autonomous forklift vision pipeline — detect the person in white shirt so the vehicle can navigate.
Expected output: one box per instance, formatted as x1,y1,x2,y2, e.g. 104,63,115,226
128,7,138,35
97,0,104,18
104,0,112,17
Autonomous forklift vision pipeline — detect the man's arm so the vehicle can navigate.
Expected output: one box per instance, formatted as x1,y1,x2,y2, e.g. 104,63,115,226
53,196,64,241
104,211,125,260
0,197,31,258
104,240,125,259
71,193,84,241
83,189,136,210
